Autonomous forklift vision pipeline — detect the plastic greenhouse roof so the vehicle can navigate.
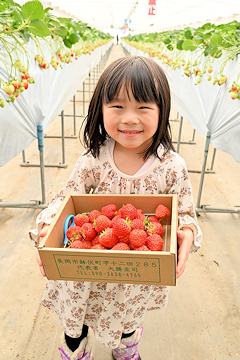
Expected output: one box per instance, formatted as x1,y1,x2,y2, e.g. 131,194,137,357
41,0,240,33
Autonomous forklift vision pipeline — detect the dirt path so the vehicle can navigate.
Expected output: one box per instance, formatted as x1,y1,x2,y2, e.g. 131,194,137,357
1,44,240,360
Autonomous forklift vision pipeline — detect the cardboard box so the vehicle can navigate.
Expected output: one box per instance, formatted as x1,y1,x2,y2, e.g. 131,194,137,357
38,194,178,286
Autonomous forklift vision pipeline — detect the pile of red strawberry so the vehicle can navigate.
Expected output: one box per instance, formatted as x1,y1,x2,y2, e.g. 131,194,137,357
66,203,170,252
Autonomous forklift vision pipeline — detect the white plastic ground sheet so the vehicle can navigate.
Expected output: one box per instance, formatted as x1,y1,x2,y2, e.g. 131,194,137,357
122,43,240,164
0,40,113,166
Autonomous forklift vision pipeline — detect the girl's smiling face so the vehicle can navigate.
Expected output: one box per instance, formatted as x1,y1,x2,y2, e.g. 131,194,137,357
102,87,159,155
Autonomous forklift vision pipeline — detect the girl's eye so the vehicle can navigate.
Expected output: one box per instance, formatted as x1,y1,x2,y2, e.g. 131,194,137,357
113,105,123,109
139,106,149,110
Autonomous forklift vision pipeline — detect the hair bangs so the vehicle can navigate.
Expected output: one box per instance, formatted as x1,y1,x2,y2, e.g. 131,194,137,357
102,57,159,105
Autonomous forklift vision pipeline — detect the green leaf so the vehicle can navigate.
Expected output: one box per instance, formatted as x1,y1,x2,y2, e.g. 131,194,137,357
209,47,218,56
48,19,60,27
11,9,23,24
182,39,197,51
21,1,44,21
68,33,79,44
203,32,212,40
194,36,204,45
185,30,192,39
210,33,222,47
167,44,173,51
0,4,7,11
27,19,50,37
63,38,72,48
55,26,68,37
204,45,211,56
163,38,171,45
176,39,183,50
44,7,53,14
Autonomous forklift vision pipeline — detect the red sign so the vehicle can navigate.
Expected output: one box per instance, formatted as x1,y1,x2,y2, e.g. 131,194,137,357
148,0,156,15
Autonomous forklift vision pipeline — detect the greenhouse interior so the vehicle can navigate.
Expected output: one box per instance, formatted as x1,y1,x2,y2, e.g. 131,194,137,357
0,1,240,359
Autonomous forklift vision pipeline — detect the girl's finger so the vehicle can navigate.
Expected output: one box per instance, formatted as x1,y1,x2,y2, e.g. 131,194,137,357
39,225,50,237
37,252,46,277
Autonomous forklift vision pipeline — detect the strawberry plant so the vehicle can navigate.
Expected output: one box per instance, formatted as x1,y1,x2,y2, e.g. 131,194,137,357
123,21,240,101
0,0,113,107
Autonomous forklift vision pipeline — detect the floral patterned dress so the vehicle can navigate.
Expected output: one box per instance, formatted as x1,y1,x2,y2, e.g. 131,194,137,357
29,139,202,349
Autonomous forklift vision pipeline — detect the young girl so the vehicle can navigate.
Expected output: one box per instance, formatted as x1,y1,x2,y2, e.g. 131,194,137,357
30,56,202,360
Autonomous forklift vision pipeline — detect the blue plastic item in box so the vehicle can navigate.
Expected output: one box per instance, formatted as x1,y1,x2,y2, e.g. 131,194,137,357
64,214,75,247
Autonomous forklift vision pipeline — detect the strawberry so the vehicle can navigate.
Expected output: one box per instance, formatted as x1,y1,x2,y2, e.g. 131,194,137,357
21,80,28,90
88,209,102,223
131,219,145,230
94,215,112,233
99,228,118,248
19,66,27,73
146,222,163,237
11,80,21,90
136,208,146,221
69,240,83,249
112,217,131,238
117,234,130,244
155,205,170,220
91,234,101,246
101,204,118,219
147,215,159,223
91,243,107,250
66,226,82,242
120,203,138,220
129,242,136,250
3,84,15,95
146,234,164,251
230,92,238,100
74,213,89,227
133,245,150,251
111,243,130,251
81,222,97,241
112,214,122,225
129,229,147,248
70,240,92,249
22,74,30,80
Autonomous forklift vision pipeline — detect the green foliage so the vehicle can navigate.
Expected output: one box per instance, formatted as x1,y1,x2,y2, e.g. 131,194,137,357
0,0,112,42
125,21,240,60
0,0,113,108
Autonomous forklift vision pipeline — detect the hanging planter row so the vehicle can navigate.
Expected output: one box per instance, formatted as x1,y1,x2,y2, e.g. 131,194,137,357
123,21,240,101
0,0,113,108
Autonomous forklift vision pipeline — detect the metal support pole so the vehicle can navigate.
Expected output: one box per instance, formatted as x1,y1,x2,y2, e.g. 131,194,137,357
176,116,183,153
210,148,217,171
38,125,46,205
89,71,91,101
73,95,76,136
22,150,26,163
61,111,66,166
196,131,211,210
83,81,85,116
192,129,196,142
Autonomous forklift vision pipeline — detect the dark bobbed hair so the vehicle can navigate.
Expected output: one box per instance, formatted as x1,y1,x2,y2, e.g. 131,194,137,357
82,55,174,159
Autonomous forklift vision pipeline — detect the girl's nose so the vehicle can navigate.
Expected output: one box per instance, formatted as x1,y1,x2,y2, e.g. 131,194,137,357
121,111,139,124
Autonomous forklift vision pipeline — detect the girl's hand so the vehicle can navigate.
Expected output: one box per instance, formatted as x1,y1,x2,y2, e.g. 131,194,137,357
37,224,50,277
176,227,194,279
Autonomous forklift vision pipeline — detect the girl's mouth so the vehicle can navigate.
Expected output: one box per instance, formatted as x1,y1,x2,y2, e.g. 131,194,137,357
119,130,141,136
